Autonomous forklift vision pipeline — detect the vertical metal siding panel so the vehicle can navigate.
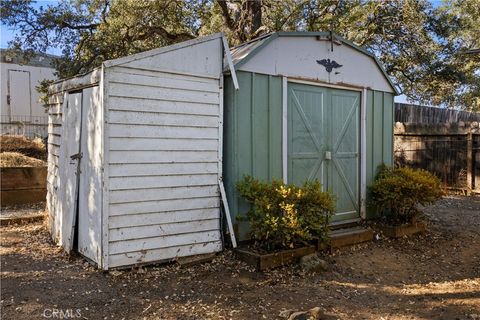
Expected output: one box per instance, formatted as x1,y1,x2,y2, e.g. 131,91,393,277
365,90,376,218
252,74,270,180
268,76,272,181
222,71,283,240
231,76,239,224
251,74,256,176
269,76,283,180
383,93,394,166
365,90,395,219
366,90,374,185
236,72,253,178
373,91,384,171
223,76,234,214
236,72,253,239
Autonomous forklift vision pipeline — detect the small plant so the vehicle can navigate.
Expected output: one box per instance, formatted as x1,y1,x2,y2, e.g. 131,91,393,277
236,176,335,252
369,165,443,225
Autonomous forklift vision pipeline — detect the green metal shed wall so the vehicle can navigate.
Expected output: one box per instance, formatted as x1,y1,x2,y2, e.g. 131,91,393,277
223,71,283,240
223,71,394,239
365,90,394,218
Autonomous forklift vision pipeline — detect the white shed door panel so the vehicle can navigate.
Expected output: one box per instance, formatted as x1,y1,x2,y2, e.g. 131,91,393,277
8,70,31,117
105,35,226,268
77,87,103,263
58,92,82,252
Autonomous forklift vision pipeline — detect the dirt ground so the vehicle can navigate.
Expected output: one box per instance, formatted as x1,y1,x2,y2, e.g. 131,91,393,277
1,195,479,320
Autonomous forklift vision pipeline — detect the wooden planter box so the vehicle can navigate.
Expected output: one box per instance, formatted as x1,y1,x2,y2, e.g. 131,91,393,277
235,245,316,271
378,221,427,238
311,238,330,251
1,167,47,207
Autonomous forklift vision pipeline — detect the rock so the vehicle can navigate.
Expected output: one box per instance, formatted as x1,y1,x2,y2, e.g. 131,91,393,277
279,309,296,318
299,253,330,273
309,307,323,319
288,311,308,320
286,307,324,320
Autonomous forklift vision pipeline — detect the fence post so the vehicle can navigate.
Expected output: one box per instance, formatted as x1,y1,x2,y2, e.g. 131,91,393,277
467,128,473,194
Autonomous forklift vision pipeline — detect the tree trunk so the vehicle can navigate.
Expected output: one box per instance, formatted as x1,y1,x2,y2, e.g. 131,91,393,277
251,0,262,35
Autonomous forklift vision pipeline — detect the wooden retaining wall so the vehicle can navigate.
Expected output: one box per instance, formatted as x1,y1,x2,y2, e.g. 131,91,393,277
394,122,480,193
1,167,47,206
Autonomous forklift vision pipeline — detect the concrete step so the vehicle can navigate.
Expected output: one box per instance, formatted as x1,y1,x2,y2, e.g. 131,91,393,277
329,218,362,230
329,226,373,248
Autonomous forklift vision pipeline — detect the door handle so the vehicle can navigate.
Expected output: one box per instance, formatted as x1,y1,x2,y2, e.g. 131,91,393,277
325,151,332,160
70,152,83,160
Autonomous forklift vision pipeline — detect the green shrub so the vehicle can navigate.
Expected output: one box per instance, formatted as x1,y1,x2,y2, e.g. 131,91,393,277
236,176,335,252
369,165,443,225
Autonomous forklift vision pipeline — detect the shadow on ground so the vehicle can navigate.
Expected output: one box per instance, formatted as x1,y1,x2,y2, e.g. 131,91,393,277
1,196,479,319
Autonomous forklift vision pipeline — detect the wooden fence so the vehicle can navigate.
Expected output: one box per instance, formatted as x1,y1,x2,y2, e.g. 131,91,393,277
394,122,480,193
395,103,480,123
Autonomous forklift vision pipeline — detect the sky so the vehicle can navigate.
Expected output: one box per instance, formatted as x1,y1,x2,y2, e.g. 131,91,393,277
0,0,445,104
1,1,62,55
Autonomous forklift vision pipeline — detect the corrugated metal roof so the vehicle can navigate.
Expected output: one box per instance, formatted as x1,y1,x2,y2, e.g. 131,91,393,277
230,33,273,66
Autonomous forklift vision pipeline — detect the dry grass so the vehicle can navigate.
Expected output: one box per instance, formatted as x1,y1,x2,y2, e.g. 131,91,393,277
0,152,46,167
0,135,46,160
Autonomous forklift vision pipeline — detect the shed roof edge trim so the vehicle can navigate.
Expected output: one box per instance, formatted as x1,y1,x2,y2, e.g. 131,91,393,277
103,32,225,68
48,68,101,95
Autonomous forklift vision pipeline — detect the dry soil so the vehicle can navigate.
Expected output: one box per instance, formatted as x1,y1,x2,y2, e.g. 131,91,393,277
1,196,479,319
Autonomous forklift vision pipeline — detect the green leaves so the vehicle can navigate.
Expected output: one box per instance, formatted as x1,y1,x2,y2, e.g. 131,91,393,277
2,0,478,109
236,176,334,252
369,165,444,225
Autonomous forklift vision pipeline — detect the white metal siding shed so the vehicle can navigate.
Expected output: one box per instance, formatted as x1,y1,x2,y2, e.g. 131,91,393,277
47,33,234,269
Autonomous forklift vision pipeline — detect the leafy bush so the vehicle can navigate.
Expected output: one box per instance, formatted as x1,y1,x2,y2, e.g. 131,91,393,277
236,176,335,252
369,165,443,225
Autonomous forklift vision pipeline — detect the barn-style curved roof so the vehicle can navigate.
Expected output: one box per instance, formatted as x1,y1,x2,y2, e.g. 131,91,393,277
230,32,398,94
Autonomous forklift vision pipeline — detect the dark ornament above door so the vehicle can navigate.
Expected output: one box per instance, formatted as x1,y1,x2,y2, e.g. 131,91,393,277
316,59,342,73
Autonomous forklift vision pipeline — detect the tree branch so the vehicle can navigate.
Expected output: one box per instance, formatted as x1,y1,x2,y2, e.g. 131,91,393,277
136,26,195,42
217,0,236,31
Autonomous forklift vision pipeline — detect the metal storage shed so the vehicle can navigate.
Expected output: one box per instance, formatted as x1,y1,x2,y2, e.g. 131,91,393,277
47,31,398,268
46,33,237,269
222,32,398,240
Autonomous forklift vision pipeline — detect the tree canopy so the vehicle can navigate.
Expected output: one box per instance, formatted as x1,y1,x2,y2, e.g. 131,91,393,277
1,0,479,110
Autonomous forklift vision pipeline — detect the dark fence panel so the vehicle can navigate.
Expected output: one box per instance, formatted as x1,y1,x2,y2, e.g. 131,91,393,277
474,134,480,190
395,134,469,188
394,122,480,192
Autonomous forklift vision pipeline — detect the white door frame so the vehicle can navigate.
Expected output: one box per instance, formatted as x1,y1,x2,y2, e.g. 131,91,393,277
7,69,32,120
282,77,367,219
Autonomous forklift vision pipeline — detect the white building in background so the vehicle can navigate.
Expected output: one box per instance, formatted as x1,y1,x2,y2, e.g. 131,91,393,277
0,49,57,137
